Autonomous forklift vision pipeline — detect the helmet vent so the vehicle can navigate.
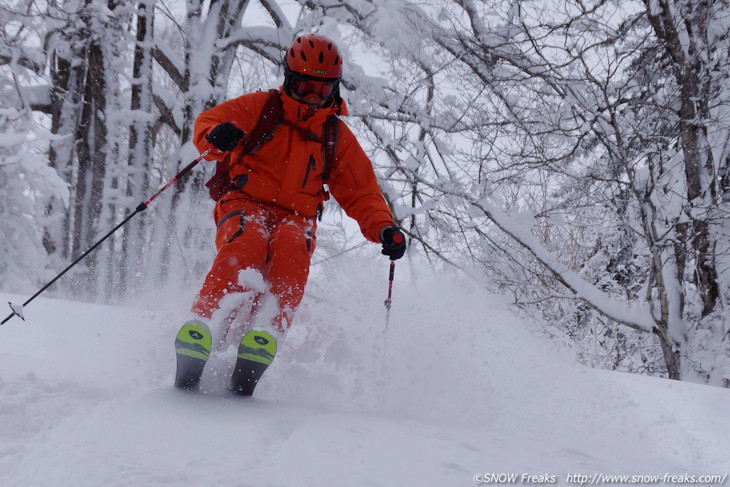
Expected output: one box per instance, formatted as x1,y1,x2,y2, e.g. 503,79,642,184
286,34,342,79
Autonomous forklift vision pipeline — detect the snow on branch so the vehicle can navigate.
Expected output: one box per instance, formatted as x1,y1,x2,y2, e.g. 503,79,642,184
217,25,289,58
469,195,656,333
153,43,186,91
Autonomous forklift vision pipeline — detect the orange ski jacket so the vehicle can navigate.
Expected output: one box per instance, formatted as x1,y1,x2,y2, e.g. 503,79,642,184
194,89,395,243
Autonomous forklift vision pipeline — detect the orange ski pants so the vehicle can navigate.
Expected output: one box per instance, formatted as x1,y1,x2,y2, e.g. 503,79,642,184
191,194,316,334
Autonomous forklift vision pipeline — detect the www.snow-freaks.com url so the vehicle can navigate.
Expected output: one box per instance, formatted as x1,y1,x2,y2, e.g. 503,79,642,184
564,473,729,485
472,473,729,485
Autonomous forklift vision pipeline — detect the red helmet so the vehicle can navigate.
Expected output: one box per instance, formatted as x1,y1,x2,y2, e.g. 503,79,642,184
286,34,343,79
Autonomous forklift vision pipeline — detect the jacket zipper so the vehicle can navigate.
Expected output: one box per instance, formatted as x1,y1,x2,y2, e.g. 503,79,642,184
302,155,316,188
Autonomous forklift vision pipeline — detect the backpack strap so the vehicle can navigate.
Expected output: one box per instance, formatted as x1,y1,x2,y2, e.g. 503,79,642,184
315,115,340,220
206,90,341,203
281,119,321,143
206,153,234,201
321,115,339,182
206,90,283,201
239,89,283,156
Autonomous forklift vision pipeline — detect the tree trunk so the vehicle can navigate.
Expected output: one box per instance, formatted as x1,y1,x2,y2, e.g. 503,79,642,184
120,0,155,296
157,0,250,285
71,38,107,296
47,48,86,262
645,0,720,316
654,328,681,379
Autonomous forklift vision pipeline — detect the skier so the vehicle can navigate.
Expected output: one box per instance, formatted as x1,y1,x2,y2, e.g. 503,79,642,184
174,34,406,395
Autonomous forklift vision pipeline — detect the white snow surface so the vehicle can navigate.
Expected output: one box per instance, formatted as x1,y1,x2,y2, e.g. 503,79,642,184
1,261,729,487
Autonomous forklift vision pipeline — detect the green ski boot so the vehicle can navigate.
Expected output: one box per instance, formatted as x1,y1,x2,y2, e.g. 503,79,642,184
230,330,277,396
174,319,212,391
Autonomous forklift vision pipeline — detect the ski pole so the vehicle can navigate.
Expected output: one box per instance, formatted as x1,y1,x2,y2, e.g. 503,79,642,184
384,261,396,329
1,149,210,326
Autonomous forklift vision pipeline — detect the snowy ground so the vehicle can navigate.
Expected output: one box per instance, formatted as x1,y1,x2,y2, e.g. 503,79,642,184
1,260,729,487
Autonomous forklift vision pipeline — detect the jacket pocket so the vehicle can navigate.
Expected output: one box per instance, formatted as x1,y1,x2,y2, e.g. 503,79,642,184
217,209,246,244
301,155,316,189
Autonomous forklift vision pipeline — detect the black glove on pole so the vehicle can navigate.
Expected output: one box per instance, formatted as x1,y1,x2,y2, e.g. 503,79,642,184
380,225,406,261
205,122,245,152
1,149,211,327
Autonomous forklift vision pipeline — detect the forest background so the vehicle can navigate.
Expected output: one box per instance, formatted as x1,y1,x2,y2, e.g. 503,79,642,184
1,0,728,386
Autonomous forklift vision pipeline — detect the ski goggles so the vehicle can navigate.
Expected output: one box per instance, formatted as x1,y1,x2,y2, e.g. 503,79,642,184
289,73,339,102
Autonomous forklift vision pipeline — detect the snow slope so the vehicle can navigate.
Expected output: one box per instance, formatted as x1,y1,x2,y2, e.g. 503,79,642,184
1,260,729,487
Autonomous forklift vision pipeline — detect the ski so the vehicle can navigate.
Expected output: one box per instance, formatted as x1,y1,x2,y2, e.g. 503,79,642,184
230,330,277,396
174,320,212,391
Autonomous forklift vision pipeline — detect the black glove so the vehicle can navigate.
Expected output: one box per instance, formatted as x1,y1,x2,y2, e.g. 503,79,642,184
205,122,245,152
380,225,406,261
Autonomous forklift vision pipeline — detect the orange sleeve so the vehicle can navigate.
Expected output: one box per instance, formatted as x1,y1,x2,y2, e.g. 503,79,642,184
328,123,395,243
193,92,269,161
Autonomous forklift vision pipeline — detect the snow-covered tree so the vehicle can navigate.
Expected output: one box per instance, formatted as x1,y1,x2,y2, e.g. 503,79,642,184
0,0,68,291
1,0,727,385
328,0,730,384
